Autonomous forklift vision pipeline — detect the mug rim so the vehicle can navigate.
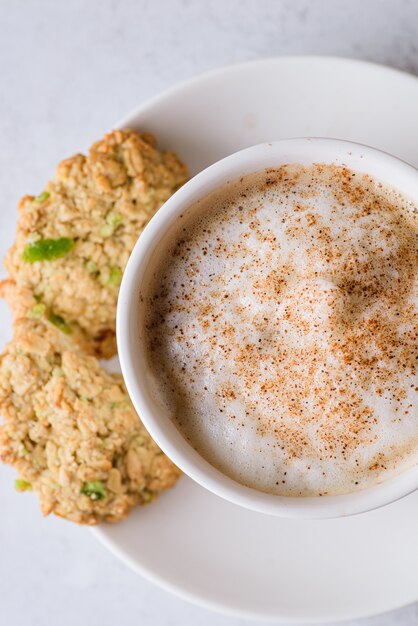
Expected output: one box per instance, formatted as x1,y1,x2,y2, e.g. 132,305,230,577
117,137,418,519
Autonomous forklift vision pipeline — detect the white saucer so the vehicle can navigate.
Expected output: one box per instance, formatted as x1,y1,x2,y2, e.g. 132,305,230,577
93,57,418,623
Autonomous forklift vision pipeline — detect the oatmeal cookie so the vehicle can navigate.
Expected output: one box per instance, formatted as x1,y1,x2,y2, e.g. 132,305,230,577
4,129,188,358
0,317,180,524
0,279,96,355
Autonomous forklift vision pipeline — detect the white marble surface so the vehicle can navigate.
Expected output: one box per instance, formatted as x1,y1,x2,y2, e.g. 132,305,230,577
1,1,418,624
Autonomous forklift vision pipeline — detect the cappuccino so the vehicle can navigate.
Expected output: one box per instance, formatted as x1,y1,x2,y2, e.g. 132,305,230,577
141,164,418,496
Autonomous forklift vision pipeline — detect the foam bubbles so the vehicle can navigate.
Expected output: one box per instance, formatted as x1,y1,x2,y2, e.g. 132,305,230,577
142,164,418,496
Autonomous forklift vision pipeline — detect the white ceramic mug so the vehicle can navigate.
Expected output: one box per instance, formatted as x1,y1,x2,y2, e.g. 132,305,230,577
117,137,418,518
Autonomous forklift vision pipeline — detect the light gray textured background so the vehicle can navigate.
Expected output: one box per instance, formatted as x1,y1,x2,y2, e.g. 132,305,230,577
0,1,418,625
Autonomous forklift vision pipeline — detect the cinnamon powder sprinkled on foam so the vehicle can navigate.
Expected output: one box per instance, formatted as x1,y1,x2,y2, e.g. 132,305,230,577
142,164,418,496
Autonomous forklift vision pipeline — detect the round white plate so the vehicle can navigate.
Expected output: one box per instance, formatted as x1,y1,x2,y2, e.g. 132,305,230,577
93,57,418,623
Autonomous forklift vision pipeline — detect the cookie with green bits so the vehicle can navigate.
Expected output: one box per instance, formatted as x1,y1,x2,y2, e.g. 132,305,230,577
0,279,97,355
0,317,181,524
4,129,188,358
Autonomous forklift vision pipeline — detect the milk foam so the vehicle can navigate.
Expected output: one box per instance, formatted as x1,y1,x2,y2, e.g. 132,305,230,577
142,164,418,496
